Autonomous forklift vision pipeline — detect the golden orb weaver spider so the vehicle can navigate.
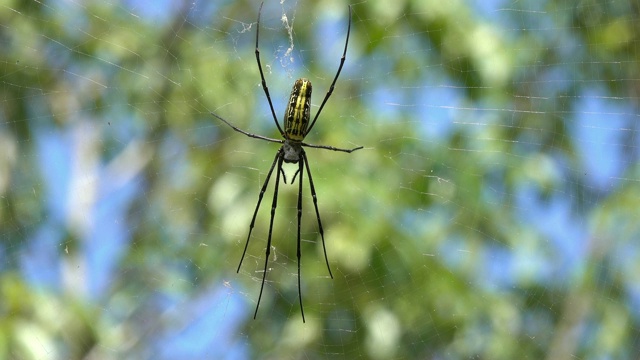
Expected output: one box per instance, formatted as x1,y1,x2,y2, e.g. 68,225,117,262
211,3,361,323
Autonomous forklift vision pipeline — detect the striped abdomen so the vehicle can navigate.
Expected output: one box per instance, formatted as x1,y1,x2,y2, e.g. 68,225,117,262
284,79,312,141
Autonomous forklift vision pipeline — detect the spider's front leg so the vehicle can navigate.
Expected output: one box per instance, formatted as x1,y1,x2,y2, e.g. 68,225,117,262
237,149,281,273
301,151,333,279
295,157,306,322
253,150,284,319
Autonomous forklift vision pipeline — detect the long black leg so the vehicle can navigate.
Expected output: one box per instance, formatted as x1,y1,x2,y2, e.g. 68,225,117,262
296,157,306,322
301,151,333,279
302,142,362,153
255,2,285,137
237,150,281,273
306,5,352,135
213,112,284,144
254,152,284,319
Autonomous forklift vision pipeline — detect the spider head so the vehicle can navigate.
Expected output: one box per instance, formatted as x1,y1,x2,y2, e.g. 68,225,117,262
282,139,303,163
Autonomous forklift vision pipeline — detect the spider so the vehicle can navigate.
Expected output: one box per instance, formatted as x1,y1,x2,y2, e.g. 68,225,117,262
211,3,361,323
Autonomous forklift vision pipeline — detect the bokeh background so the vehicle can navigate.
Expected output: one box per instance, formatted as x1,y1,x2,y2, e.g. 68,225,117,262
1,0,639,358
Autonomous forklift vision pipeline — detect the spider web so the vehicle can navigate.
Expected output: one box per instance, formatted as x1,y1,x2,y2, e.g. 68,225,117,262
1,0,639,359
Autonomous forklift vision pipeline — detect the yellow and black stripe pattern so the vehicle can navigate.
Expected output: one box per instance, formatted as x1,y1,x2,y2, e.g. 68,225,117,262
284,78,312,141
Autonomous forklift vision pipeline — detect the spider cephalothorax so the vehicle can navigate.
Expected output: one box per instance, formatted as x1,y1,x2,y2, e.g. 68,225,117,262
282,138,304,163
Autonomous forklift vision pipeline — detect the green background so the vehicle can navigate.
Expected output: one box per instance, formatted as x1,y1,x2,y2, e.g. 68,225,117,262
1,0,639,358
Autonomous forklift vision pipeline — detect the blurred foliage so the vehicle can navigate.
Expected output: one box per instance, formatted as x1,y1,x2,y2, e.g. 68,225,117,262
1,0,639,359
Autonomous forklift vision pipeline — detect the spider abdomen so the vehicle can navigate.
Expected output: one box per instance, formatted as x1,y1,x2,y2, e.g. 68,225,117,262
284,78,312,141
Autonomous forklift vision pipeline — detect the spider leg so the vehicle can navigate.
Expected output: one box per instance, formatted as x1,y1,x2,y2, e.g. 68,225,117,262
254,151,284,319
306,5,352,135
213,112,283,144
301,142,363,153
302,151,333,280
280,168,301,185
291,168,301,183
296,157,306,322
255,2,285,137
237,150,281,273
